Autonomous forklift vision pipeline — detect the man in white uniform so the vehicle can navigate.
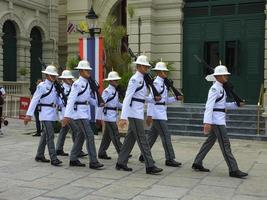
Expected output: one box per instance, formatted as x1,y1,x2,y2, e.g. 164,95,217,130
24,65,62,166
192,64,248,178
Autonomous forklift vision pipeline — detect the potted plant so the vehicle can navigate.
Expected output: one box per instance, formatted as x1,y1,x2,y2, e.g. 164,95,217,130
18,67,29,81
66,56,80,78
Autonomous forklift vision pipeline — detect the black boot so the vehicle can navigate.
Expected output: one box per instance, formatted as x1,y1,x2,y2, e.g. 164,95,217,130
146,166,163,174
89,162,104,169
35,156,50,163
51,159,62,166
139,155,144,162
56,150,69,156
229,170,248,178
165,160,182,167
115,163,133,171
69,160,86,167
78,151,88,158
192,163,210,172
98,154,112,160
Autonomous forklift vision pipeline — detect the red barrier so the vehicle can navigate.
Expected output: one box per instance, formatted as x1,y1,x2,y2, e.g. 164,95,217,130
19,97,30,119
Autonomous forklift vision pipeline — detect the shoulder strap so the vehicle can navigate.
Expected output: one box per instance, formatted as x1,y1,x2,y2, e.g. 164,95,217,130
159,84,165,95
40,85,53,99
106,91,117,103
134,81,144,94
215,89,224,103
66,88,71,97
78,83,88,96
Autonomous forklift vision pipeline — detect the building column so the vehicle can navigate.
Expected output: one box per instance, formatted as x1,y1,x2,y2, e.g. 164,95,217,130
262,4,267,134
43,39,57,65
16,37,31,81
127,0,154,59
0,33,3,80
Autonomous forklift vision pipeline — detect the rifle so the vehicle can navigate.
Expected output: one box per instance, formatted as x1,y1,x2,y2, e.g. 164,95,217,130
88,77,105,106
164,78,183,97
123,43,161,99
194,55,244,106
38,58,68,106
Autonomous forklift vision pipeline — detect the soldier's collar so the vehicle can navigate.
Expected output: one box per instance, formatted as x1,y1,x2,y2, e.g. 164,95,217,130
136,71,144,78
44,79,53,86
109,84,116,91
215,81,223,87
156,76,164,82
79,76,88,83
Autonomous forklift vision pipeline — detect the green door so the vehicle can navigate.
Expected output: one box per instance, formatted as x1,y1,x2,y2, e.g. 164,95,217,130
30,27,42,86
183,0,265,104
2,20,17,81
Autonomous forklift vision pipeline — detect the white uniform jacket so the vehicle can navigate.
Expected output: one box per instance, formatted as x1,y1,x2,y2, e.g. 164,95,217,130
121,71,154,120
58,82,71,120
204,81,238,125
147,76,177,120
26,79,61,121
97,84,122,122
64,76,97,120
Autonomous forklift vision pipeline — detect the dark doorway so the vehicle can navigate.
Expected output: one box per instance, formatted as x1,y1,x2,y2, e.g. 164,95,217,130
183,0,265,104
30,27,43,87
2,20,17,81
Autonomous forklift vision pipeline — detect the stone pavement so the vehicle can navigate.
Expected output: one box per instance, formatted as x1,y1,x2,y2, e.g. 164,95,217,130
0,118,267,200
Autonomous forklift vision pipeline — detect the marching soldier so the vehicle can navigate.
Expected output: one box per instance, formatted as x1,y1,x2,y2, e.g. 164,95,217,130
139,61,182,167
24,65,62,166
97,71,123,159
62,60,104,169
55,70,87,157
192,64,248,178
116,55,163,174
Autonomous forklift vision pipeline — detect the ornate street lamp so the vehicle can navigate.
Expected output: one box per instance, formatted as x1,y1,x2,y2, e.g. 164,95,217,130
86,6,101,37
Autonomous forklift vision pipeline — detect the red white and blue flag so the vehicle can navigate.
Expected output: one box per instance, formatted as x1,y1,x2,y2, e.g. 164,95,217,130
79,37,104,92
79,37,105,122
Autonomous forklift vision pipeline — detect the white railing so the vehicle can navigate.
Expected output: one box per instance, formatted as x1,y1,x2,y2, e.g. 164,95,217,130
0,81,30,95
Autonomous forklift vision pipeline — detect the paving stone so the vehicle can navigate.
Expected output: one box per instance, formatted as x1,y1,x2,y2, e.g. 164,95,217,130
200,176,242,188
188,185,235,199
0,186,47,200
70,177,114,189
92,184,143,199
44,185,94,200
158,176,199,188
141,185,189,199
133,195,177,200
237,177,267,197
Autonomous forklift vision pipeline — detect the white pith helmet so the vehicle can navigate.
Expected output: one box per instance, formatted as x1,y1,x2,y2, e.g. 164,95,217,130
105,71,121,81
152,61,169,71
75,60,92,70
205,64,231,82
59,70,74,79
133,55,151,67
42,65,59,76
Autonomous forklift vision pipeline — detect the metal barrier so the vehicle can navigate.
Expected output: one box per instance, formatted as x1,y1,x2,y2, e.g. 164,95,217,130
3,94,31,119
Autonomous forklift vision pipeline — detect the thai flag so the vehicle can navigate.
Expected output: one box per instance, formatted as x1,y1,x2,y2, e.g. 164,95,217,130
79,37,104,92
79,37,104,122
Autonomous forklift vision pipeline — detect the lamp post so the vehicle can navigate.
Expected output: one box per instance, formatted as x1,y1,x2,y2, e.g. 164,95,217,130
86,6,101,37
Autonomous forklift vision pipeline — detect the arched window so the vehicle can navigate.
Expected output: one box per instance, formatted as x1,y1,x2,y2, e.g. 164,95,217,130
30,27,42,86
2,20,17,81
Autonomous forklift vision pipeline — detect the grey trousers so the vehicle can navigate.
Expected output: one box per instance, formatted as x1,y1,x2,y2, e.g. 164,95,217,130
146,120,175,160
56,119,76,151
194,125,239,172
36,121,58,161
70,119,97,163
117,118,155,168
98,121,122,156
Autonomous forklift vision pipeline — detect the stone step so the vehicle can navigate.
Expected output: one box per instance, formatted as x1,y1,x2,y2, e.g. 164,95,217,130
167,117,265,128
167,112,264,121
167,123,265,135
168,130,267,141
